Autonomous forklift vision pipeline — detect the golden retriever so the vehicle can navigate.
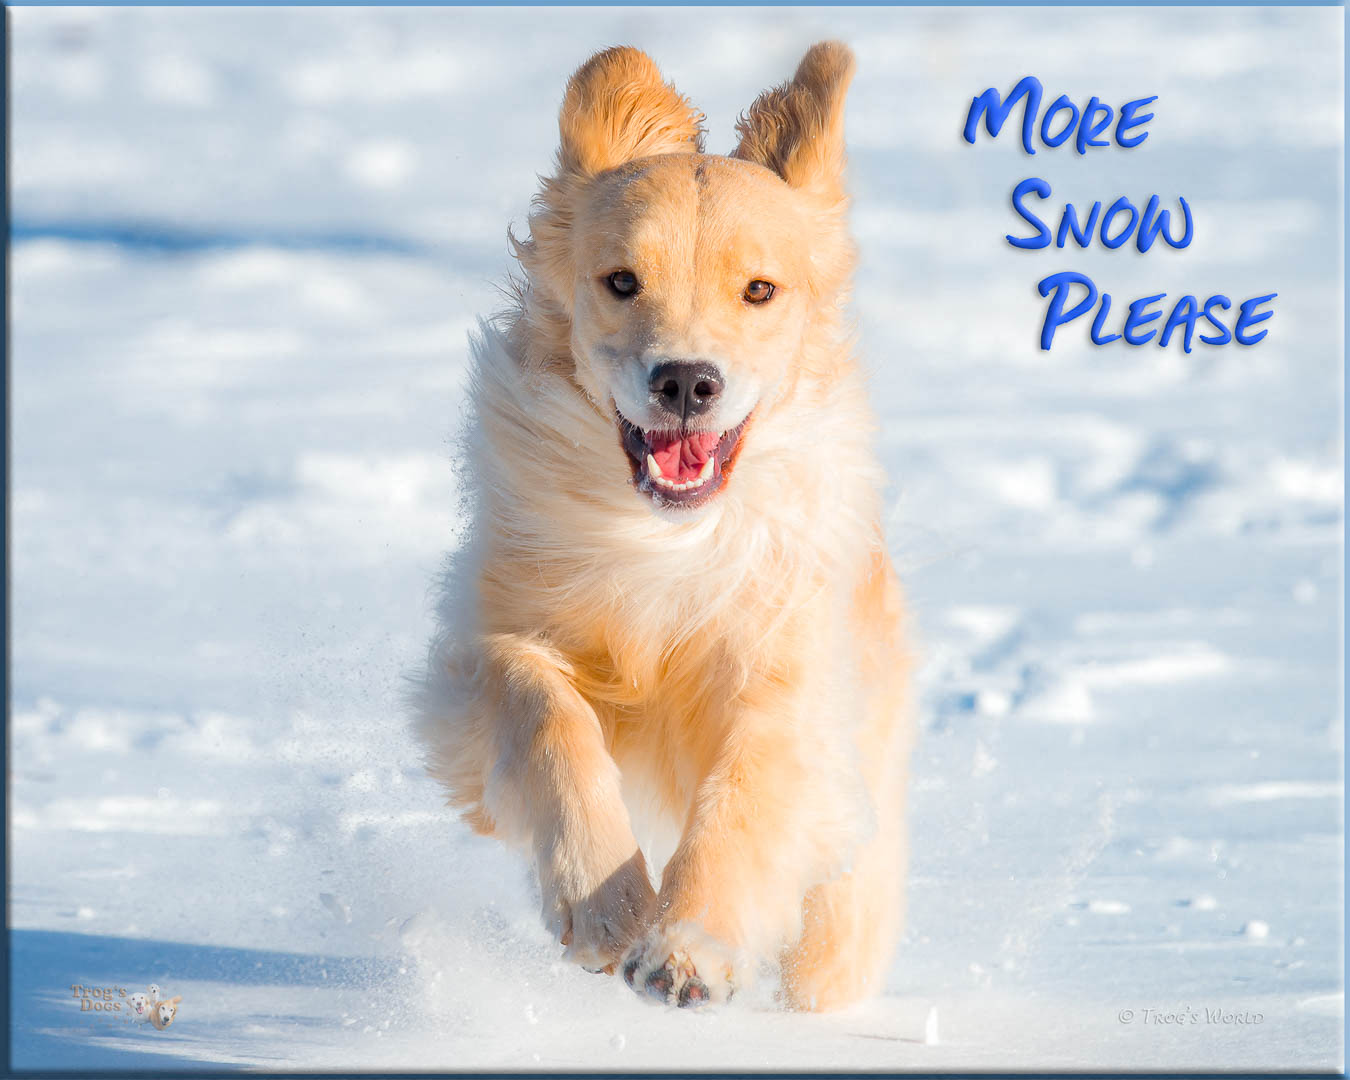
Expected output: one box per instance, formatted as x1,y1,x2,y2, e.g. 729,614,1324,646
415,41,914,1012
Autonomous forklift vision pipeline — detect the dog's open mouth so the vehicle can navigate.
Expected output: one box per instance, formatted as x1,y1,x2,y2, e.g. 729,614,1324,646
618,415,750,508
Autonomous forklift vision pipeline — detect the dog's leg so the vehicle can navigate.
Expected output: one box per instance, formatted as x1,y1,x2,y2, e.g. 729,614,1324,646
777,554,914,1010
480,634,656,972
784,696,910,1011
621,695,832,1007
780,813,905,1011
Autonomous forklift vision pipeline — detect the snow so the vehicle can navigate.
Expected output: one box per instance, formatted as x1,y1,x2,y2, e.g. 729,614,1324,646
10,4,1343,1072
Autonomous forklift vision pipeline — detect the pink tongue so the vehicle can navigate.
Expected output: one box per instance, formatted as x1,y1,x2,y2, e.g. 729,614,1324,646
649,431,719,482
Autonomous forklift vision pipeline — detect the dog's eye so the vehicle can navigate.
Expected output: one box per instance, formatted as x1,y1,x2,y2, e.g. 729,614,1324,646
606,270,640,298
744,279,775,304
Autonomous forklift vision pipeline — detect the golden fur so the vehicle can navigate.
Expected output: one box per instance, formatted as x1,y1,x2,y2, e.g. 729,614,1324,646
415,41,915,1012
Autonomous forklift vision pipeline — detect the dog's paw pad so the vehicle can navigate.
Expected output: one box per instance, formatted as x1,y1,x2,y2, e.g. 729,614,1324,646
622,956,642,988
622,925,737,1008
677,977,710,1008
644,963,675,1001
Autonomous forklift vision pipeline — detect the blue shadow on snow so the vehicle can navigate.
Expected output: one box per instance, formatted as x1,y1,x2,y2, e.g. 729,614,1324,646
10,928,397,1073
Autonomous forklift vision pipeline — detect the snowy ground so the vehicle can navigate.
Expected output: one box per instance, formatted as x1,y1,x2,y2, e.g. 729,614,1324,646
10,5,1344,1072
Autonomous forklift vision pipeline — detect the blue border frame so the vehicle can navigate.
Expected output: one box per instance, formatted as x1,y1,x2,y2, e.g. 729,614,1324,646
2,0,1346,6
3,3,1346,1078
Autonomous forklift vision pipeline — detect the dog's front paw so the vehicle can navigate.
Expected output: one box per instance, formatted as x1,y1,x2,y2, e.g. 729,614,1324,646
542,848,655,972
621,921,739,1008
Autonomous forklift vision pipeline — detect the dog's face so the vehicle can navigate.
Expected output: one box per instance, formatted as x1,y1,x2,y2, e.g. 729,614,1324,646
151,996,181,1029
573,156,817,507
521,44,856,513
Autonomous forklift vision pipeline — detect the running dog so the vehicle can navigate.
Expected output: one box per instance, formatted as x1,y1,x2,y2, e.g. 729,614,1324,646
416,41,914,1011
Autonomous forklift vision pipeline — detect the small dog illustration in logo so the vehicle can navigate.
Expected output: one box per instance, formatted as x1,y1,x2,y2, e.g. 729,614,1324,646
128,983,181,1029
150,996,181,1030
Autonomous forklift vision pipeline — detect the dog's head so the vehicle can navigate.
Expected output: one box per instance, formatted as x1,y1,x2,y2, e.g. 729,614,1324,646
515,43,856,514
150,995,181,1030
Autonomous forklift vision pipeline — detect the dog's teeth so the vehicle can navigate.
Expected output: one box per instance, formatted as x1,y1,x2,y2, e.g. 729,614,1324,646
698,457,715,481
651,471,716,494
646,454,662,480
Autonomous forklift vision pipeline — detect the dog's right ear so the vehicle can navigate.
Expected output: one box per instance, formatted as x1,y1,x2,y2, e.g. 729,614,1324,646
514,48,703,341
555,47,704,177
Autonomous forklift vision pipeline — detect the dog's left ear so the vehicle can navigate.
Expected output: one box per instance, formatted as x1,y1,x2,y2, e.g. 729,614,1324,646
732,41,855,201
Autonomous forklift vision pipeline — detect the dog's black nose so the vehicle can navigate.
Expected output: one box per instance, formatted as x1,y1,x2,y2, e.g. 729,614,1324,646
648,362,724,422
